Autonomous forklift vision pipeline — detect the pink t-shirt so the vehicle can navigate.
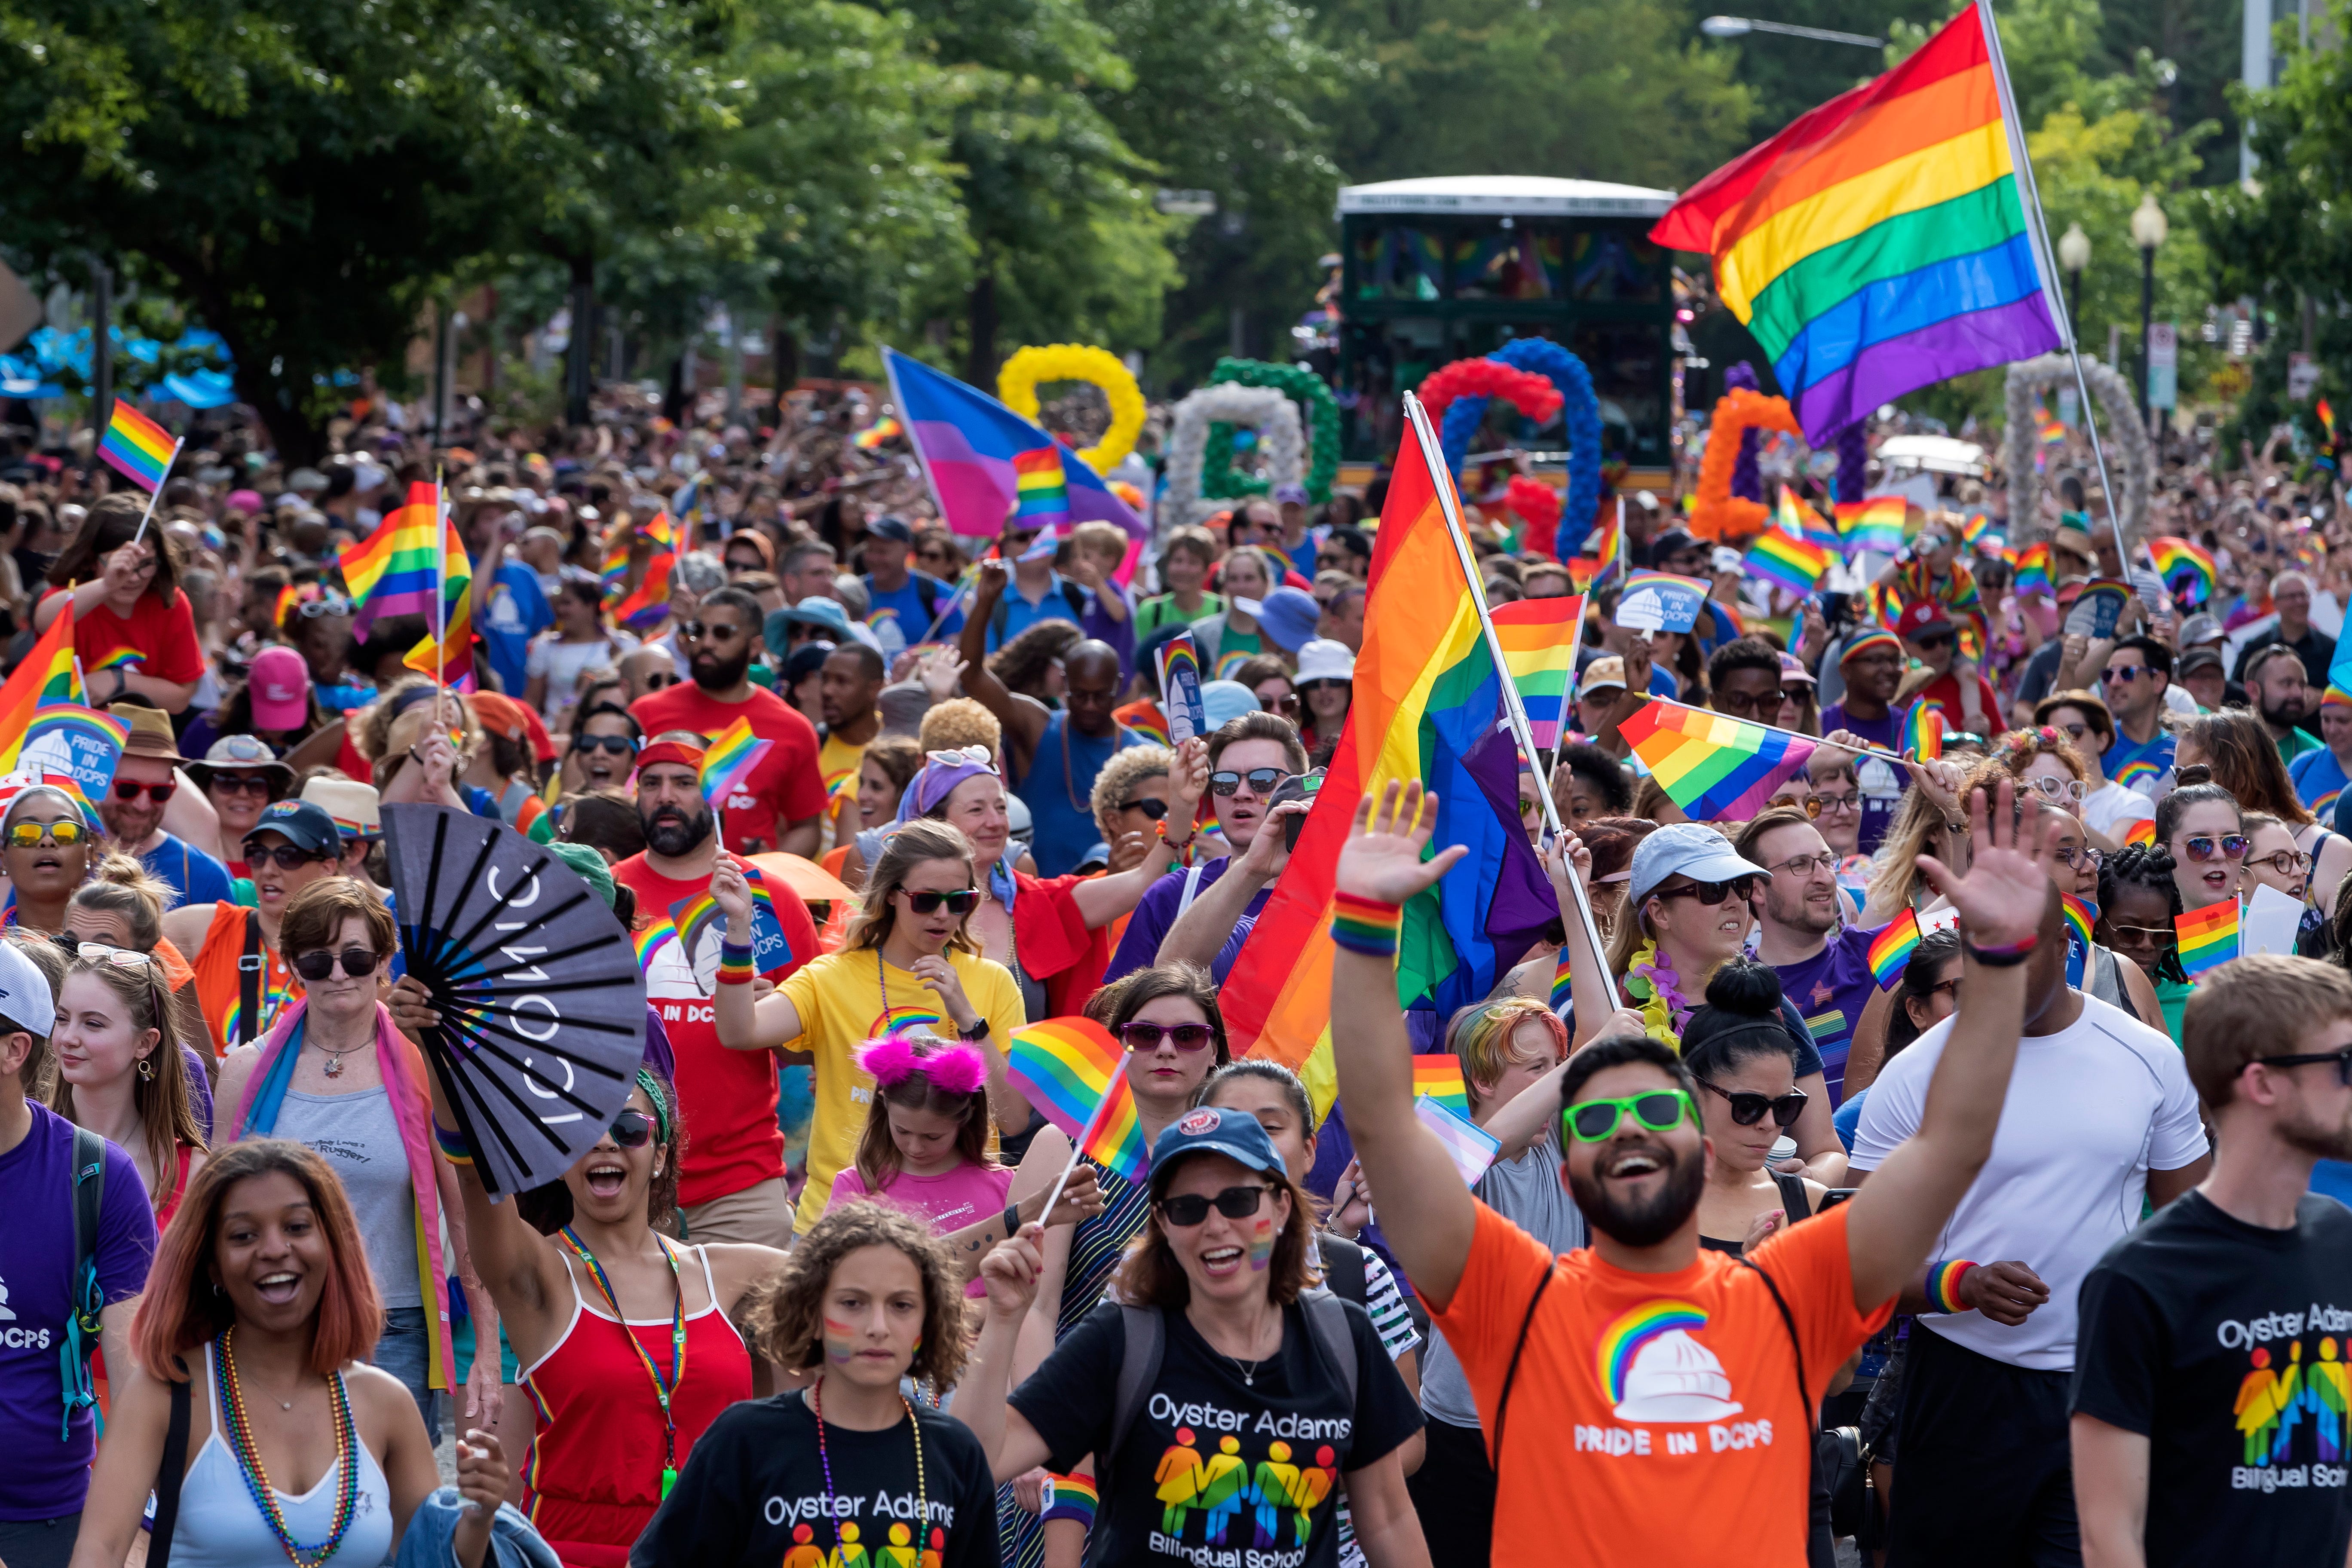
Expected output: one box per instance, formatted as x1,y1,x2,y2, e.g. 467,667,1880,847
825,1160,1015,1295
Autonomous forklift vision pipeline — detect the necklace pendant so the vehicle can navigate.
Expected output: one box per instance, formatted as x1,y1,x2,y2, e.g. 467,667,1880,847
324,1054,342,1077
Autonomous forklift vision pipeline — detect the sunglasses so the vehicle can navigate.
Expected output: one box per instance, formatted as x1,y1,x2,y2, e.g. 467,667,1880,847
2180,834,2250,863
1116,797,1170,820
293,594,352,620
606,1109,655,1149
1157,1184,1276,1228
62,940,156,974
2099,665,2155,684
2107,922,2179,948
2256,1047,2352,1088
245,844,326,870
1260,692,1300,715
677,620,745,641
1911,632,1954,651
1699,1078,1808,1128
7,820,86,847
113,780,178,804
1210,768,1290,797
208,773,276,797
1118,1021,1216,1052
1565,1089,1694,1142
641,671,677,689
898,887,980,915
1770,796,1825,821
573,734,639,756
1712,690,1785,718
1653,876,1760,907
291,946,382,982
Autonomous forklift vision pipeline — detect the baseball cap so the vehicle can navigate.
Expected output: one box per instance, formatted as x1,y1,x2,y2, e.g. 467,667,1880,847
2177,646,2224,678
1777,652,1817,688
247,646,311,731
1148,1104,1287,1195
1629,821,1772,913
1272,483,1310,507
1894,601,1955,641
244,798,342,858
2179,613,2224,647
867,514,915,544
0,939,55,1040
1582,655,1628,694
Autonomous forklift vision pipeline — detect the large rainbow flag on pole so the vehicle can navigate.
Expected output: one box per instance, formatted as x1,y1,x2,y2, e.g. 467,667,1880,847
1491,594,1586,750
1648,1,2064,443
338,482,444,636
1220,410,1559,1095
882,348,1144,542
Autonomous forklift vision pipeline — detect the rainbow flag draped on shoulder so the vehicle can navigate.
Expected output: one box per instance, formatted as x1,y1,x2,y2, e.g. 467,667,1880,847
1649,2,2064,442
1220,416,1559,1090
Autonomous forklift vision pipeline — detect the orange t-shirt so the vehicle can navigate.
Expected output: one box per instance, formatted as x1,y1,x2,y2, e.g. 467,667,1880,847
1429,1199,1891,1568
190,900,300,1059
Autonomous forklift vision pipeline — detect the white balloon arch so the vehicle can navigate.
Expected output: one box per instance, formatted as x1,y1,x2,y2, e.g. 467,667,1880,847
2003,353,2153,539
1161,384,1305,528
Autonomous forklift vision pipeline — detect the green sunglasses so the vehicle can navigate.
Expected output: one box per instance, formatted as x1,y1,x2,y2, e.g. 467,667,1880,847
1562,1089,1695,1143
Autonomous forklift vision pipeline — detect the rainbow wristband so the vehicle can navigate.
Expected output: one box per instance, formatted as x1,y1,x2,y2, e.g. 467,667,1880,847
1923,1259,1975,1314
433,1121,476,1167
1330,892,1403,958
717,940,756,986
1040,1472,1099,1528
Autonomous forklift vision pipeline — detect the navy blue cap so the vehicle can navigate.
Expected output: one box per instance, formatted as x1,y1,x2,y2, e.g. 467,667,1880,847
1148,1105,1287,1193
244,798,341,858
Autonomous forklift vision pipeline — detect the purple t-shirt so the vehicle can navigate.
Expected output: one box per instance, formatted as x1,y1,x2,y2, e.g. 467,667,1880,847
1104,856,1275,985
0,1102,159,1520
1766,924,1886,1104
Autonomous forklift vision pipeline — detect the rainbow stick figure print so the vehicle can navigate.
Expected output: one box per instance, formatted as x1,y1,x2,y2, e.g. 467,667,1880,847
1197,1436,1249,1544
1155,1426,1206,1535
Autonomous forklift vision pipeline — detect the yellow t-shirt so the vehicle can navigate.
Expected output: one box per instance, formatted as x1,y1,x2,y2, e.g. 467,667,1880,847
781,945,1027,1233
818,725,873,850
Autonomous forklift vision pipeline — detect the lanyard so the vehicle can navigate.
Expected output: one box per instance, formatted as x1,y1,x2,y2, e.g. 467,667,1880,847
561,1227,687,1497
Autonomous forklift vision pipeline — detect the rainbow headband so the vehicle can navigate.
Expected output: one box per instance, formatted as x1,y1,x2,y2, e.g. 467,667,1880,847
1839,629,1902,665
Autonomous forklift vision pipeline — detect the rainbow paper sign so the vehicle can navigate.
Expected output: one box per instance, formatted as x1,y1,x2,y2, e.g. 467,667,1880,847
1902,702,1945,762
2064,578,2133,641
700,717,773,805
1618,698,1818,820
1415,1094,1501,1187
1614,571,1711,634
1157,631,1207,744
1867,907,1923,986
2174,901,2239,977
18,705,129,802
2149,536,2216,608
1744,531,1831,597
2061,891,2095,952
97,399,177,491
1410,1055,1470,1117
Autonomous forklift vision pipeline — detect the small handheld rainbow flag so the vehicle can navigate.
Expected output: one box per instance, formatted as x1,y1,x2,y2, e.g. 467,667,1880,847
2148,536,2216,608
2174,900,2239,977
700,716,773,805
1415,1095,1501,1187
1005,1017,1127,1144
1491,594,1586,750
401,493,475,692
1834,496,1908,555
1113,698,1170,747
1866,908,1922,986
1776,485,1842,552
1617,698,1817,820
339,482,444,635
1011,446,1071,527
0,607,82,775
1582,503,1624,585
96,399,178,493
1550,948,1574,1011
1902,702,1945,762
2036,398,2067,446
2124,819,2156,848
2013,542,2052,597
1410,1054,1470,1117
1744,530,1831,597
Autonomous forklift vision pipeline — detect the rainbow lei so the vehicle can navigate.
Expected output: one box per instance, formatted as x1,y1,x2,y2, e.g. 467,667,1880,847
217,1328,361,1568
1622,940,1691,1047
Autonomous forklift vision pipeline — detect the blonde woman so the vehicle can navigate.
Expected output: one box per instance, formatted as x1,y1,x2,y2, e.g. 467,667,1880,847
46,945,209,1225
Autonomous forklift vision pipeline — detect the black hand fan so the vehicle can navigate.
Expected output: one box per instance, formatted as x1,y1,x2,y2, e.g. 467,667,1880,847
383,804,646,1196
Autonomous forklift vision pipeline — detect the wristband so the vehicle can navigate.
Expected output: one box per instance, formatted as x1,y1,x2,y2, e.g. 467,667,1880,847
1157,818,1194,864
717,940,756,985
433,1121,477,1167
1330,892,1403,958
1923,1259,1976,1314
1964,933,2037,967
1040,1472,1099,1529
1004,1204,1022,1238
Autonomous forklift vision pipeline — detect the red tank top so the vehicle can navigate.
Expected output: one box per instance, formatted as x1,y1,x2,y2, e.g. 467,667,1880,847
521,1243,753,1568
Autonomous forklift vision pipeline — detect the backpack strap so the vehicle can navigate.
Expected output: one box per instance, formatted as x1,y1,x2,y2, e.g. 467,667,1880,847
61,1125,106,1438
1061,580,1088,622
149,1359,192,1568
1316,1233,1369,1307
1735,1256,1813,1430
1174,863,1207,920
916,574,939,623
238,909,264,1046
1109,1304,1167,1464
1489,1259,1558,1467
1299,1289,1359,1411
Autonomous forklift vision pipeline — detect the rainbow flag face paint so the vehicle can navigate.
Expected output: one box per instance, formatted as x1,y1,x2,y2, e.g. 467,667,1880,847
822,1316,859,1363
1248,1214,1276,1271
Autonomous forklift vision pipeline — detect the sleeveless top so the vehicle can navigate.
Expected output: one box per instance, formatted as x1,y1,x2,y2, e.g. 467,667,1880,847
192,900,300,1060
171,1341,396,1568
1697,1171,1816,1255
520,1242,753,1568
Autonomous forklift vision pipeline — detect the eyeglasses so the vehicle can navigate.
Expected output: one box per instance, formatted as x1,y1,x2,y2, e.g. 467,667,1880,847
2100,665,2153,683
2180,834,2251,863
1653,876,1760,907
2250,848,2313,877
573,734,639,756
1157,1184,1276,1228
113,780,177,804
244,844,326,870
677,620,745,641
2255,1047,2352,1088
1814,789,1859,815
1697,1078,1809,1128
1711,689,1785,718
2051,845,2104,870
1564,1089,1694,1142
7,819,86,847
1118,1020,1216,1052
1210,768,1289,797
1765,852,1838,877
2024,776,2086,803
1116,797,1170,820
605,1109,655,1149
291,946,382,982
897,887,980,915
208,773,276,797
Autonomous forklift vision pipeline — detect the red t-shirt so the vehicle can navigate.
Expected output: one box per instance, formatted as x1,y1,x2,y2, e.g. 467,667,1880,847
43,589,204,686
611,851,818,1208
628,684,825,853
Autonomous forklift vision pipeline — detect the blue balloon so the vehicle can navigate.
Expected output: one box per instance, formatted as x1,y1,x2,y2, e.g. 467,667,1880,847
1435,339,1604,563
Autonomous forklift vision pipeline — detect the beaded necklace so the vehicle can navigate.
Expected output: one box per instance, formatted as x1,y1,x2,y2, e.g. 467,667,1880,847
810,1377,930,1560
216,1328,360,1568
560,1226,688,1498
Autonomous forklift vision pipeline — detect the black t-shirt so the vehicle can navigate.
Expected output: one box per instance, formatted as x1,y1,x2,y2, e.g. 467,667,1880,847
629,1390,1000,1568
1009,1296,1423,1568
2070,1189,2352,1568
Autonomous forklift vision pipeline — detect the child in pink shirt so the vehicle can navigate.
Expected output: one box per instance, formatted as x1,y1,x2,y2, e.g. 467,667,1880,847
825,1032,1013,1295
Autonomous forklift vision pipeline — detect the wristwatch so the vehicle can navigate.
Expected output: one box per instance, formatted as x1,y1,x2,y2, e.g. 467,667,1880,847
959,1018,991,1043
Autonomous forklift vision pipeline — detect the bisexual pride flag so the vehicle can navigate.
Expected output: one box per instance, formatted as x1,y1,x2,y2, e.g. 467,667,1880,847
885,347,1144,542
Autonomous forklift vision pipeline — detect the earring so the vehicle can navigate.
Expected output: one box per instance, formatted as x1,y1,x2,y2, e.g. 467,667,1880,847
138,1056,155,1081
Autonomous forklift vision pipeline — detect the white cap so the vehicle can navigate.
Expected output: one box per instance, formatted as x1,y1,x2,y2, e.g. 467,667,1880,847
1294,639,1356,686
0,937,56,1041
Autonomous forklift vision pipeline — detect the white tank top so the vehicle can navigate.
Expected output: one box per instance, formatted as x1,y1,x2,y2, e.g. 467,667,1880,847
168,1341,397,1568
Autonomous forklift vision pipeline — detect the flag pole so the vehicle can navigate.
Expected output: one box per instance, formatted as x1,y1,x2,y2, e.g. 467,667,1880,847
1406,392,1620,1012
126,436,184,550
433,468,447,697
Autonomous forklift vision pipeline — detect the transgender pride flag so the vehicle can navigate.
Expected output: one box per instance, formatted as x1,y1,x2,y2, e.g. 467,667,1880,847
884,347,1145,541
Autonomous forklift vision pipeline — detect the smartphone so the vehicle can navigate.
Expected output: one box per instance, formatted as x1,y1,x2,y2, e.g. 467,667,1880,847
1818,1188,1858,1211
1269,769,1325,852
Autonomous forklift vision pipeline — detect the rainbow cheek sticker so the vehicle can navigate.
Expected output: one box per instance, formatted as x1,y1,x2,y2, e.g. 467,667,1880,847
823,1317,858,1363
1248,1216,1275,1271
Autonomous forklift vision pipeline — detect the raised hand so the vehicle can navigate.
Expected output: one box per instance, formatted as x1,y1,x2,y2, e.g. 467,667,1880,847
1914,779,2064,949
388,976,441,1043
1335,781,1466,908
910,953,978,1031
710,852,753,934
1167,736,1209,832
919,646,968,701
980,1222,1046,1323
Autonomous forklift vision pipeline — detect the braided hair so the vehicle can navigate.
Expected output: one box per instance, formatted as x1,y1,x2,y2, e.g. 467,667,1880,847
2098,842,2187,983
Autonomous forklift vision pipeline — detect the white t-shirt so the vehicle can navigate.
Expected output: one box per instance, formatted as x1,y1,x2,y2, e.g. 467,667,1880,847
1848,992,2206,1371
2082,778,2156,837
525,630,639,720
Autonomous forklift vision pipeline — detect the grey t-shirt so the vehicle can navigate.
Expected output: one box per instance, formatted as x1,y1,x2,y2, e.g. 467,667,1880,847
1418,1133,1585,1428
272,1085,423,1306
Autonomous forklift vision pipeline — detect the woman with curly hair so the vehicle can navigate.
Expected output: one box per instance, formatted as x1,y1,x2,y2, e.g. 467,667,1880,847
2176,707,2352,916
990,619,1084,705
631,1202,1001,1567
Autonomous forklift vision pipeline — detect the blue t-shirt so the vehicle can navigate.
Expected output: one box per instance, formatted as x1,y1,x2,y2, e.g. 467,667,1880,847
478,563,553,696
986,575,1084,653
140,832,234,910
862,571,962,658
1834,1087,1871,1152
2291,745,2351,817
1766,924,1885,1105
2103,725,2177,795
0,1103,158,1520
1015,711,1144,878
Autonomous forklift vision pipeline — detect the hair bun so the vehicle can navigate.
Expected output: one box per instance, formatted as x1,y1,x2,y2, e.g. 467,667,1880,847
1703,956,1784,1018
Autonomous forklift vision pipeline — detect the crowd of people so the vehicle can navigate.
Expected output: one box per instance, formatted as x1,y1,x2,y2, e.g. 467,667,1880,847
0,385,2349,1568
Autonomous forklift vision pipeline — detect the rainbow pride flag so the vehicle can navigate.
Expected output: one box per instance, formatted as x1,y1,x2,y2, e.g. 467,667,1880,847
1410,1055,1470,1117
2013,542,2052,597
2148,536,2216,607
1114,698,1170,747
2036,398,2067,444
339,482,443,635
1006,1017,1127,1140
2060,891,2095,952
1867,907,1922,985
611,547,674,632
2175,900,2239,977
96,399,177,491
852,416,903,450
1617,698,1819,820
700,716,773,805
1582,506,1624,585
401,508,475,692
1550,948,1574,1011
1492,594,1586,749
1011,447,1071,527
1776,484,1842,552
0,607,82,775
1835,496,1909,555
2125,819,2156,848
1745,530,1831,596
1650,5,2064,441
1902,701,1945,761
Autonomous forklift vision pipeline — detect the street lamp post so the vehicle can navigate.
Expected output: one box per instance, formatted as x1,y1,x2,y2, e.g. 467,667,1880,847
2057,222,2091,340
2130,193,2167,431
1700,14,1884,47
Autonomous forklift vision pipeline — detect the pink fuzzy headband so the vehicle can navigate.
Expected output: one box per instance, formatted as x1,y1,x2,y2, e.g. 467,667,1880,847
854,1034,989,1096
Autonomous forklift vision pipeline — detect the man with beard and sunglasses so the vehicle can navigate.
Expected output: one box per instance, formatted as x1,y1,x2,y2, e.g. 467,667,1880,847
1329,777,2060,1568
612,735,820,1248
2072,955,2352,1568
99,702,233,910
1851,841,2211,1567
628,585,827,857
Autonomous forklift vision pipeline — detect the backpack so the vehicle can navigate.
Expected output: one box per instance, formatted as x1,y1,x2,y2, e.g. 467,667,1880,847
61,1125,105,1438
1314,1232,1369,1308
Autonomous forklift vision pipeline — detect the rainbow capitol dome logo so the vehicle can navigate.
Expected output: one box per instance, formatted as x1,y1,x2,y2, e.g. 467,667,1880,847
1595,1300,1744,1423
